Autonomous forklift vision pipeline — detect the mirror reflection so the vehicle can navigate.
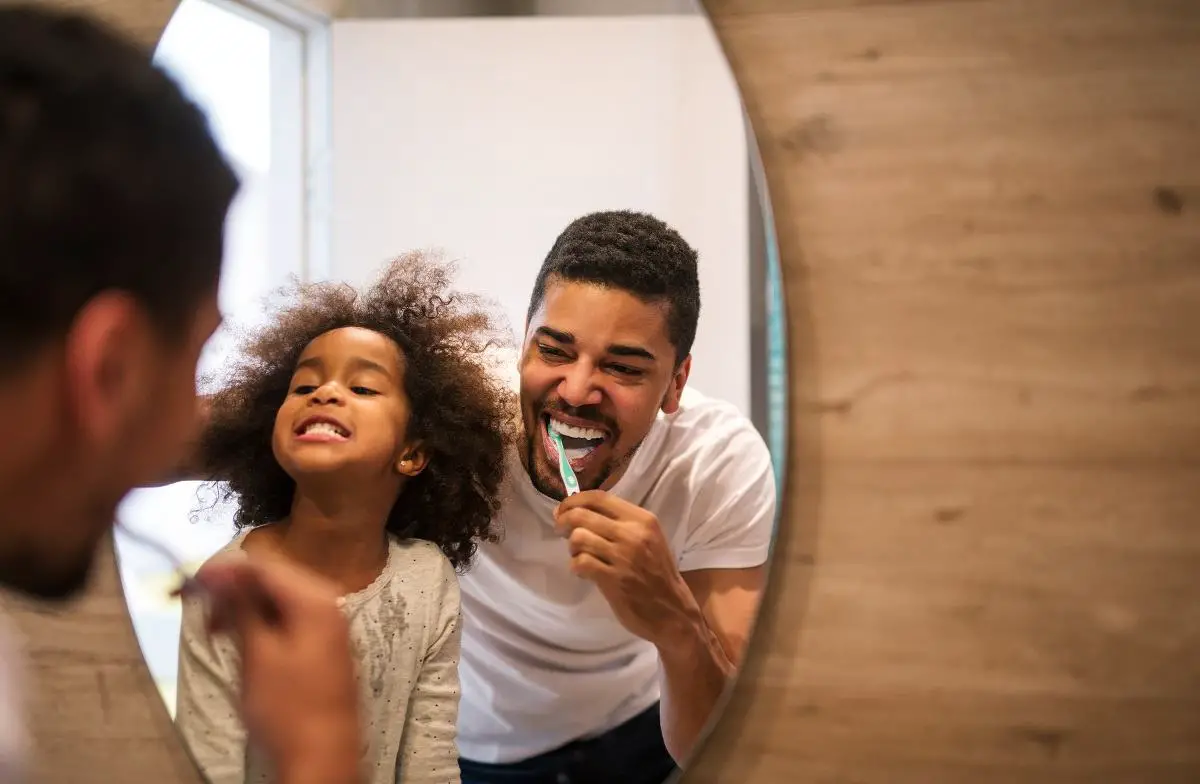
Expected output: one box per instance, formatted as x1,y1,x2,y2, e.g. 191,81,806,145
114,2,786,783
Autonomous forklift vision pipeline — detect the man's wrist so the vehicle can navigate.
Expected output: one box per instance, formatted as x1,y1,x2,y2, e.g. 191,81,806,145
653,585,736,678
652,584,710,661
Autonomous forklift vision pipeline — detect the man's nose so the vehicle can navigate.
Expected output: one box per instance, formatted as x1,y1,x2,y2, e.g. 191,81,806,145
556,364,603,408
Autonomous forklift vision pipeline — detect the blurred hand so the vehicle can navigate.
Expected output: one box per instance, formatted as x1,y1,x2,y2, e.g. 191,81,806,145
192,552,361,784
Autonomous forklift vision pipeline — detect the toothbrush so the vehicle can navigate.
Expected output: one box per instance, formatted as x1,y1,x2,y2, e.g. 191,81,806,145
548,430,581,496
117,519,286,621
116,518,204,599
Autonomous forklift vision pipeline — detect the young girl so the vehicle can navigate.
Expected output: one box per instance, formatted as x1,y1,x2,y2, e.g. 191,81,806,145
175,252,515,784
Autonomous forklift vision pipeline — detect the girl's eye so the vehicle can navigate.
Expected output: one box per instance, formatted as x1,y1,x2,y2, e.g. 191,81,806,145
292,385,317,395
351,386,379,396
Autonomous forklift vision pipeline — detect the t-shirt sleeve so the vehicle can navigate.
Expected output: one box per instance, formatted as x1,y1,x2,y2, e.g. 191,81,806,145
676,413,777,574
174,592,248,784
396,557,462,784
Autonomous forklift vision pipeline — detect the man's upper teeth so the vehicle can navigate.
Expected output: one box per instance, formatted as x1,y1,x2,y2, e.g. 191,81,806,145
304,422,344,436
549,419,604,441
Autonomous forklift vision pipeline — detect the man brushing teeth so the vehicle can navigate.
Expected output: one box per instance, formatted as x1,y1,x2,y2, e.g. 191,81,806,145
540,409,615,486
457,210,777,784
544,415,605,464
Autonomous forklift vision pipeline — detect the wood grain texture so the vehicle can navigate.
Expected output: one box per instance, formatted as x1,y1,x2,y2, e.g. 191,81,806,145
4,0,1199,782
688,0,1200,782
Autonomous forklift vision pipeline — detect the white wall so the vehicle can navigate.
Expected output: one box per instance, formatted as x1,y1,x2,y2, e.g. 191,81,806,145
330,15,751,414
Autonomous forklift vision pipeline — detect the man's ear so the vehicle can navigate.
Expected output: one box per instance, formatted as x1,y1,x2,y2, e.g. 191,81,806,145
661,354,691,415
62,291,154,448
395,442,429,477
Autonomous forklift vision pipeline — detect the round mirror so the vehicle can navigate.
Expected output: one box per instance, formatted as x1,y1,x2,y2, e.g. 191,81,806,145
113,1,786,782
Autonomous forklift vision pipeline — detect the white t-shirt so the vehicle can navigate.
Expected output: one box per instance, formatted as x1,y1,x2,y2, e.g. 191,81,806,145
456,385,777,764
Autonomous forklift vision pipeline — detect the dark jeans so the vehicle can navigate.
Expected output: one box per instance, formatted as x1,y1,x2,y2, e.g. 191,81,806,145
459,703,679,784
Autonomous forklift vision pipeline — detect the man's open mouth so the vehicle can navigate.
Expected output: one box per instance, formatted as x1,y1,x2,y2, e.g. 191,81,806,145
543,413,607,466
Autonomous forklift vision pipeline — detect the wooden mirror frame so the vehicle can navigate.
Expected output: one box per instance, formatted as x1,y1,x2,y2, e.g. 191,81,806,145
4,1,1198,781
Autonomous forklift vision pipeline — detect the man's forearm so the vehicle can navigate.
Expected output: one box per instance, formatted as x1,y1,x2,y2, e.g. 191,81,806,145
655,609,737,765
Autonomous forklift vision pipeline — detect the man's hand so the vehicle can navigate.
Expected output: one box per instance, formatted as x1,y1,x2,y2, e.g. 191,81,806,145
554,489,769,766
553,489,701,646
192,552,362,784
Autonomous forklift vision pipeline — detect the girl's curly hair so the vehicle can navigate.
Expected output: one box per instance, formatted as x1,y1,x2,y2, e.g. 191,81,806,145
197,251,517,570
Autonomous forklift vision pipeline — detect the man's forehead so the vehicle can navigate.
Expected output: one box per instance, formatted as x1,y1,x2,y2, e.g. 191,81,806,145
535,283,673,356
540,279,669,324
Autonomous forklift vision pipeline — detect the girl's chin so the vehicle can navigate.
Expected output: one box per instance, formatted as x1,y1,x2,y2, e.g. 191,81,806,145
283,457,374,478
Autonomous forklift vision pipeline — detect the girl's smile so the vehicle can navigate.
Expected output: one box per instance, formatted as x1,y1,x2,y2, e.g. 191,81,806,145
294,414,352,443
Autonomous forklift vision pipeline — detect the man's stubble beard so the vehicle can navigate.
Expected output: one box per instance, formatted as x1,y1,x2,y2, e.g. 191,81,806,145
523,431,643,502
0,521,102,602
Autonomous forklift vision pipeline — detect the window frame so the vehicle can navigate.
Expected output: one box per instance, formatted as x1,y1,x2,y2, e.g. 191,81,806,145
202,0,333,281
113,0,334,716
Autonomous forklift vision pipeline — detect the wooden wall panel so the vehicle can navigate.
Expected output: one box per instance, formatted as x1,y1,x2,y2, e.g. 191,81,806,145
689,1,1200,782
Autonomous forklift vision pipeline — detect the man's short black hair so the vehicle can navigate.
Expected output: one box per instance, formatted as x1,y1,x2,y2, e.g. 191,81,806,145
526,210,701,365
0,5,239,370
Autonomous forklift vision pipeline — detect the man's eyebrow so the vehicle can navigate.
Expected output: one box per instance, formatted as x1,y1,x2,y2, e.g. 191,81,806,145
535,326,573,343
607,344,656,362
535,327,656,362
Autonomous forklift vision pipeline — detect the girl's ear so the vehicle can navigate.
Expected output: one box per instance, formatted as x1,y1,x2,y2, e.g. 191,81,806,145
395,443,429,477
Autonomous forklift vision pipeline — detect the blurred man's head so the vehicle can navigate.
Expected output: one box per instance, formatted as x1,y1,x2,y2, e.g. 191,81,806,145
0,6,237,599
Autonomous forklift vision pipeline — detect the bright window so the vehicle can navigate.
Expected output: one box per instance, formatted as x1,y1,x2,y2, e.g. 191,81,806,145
113,0,329,715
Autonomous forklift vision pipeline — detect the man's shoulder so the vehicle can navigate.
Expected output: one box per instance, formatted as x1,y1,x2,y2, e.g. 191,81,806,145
675,385,747,417
655,386,775,502
664,386,767,457
637,387,776,561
